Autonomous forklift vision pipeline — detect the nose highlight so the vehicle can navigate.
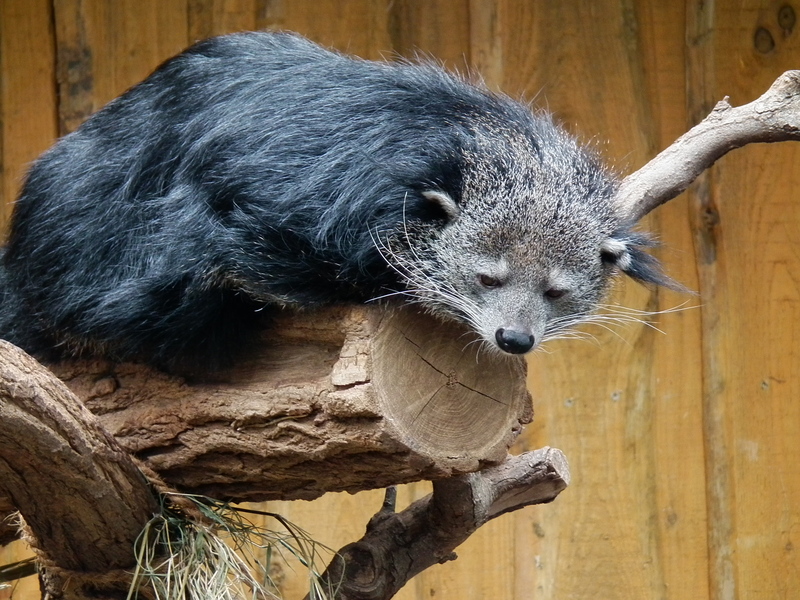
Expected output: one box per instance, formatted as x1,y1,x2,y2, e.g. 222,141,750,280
495,327,535,354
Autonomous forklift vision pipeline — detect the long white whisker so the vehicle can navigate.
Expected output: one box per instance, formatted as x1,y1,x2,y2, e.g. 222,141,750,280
584,314,668,335
595,300,697,316
366,289,419,303
370,223,485,338
542,298,691,348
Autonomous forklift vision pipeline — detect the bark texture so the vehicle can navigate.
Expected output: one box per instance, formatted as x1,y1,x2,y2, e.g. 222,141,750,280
0,340,159,598
0,305,537,598
43,305,532,503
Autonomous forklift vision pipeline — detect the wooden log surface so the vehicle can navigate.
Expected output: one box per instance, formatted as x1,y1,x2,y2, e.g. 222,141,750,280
27,305,531,503
0,339,158,597
0,303,533,593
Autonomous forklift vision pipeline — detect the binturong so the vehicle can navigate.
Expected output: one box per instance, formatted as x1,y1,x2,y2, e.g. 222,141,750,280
0,31,678,372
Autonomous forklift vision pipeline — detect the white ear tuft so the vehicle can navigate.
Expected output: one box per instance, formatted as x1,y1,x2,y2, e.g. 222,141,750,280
600,238,627,255
422,190,459,221
615,251,632,271
600,238,632,270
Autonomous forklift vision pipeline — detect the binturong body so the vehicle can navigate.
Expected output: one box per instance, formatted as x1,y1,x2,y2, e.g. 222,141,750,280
0,31,672,372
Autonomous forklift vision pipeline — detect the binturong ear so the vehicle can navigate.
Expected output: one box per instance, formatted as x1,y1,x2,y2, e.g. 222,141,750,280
422,189,460,222
601,231,690,292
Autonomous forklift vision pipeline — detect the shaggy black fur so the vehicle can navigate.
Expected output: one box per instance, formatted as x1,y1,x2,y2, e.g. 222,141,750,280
0,32,670,372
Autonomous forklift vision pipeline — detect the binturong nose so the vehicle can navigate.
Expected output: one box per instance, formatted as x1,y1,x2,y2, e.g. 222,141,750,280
495,327,535,354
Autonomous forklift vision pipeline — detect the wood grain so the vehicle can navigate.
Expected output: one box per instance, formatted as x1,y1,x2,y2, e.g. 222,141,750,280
706,3,800,598
259,0,393,60
504,2,704,599
53,0,189,134
686,3,737,599
0,0,58,235
0,3,59,595
188,0,262,41
0,342,158,597
35,306,530,502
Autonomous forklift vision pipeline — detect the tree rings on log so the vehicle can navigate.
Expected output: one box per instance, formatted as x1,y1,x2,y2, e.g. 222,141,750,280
372,307,531,464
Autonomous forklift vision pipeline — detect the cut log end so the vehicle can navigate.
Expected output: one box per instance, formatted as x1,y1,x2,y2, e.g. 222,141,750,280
373,307,531,467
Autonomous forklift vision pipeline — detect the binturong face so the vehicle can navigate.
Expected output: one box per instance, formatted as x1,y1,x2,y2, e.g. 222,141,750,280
422,190,622,355
385,123,674,356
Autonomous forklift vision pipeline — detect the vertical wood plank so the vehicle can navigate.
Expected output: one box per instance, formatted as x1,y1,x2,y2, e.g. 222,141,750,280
53,0,190,134
387,0,472,72
259,0,393,59
705,2,800,598
1,0,44,591
187,0,262,41
0,5,58,598
632,2,711,598
468,0,503,89
685,3,738,599
508,1,708,599
0,0,58,234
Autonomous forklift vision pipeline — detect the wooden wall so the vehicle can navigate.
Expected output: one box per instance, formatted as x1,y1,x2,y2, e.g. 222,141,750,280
1,1,798,599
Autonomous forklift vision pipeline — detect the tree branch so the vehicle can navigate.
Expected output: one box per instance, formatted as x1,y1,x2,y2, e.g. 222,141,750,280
615,70,800,222
42,306,532,503
0,340,159,598
0,306,533,548
313,448,569,600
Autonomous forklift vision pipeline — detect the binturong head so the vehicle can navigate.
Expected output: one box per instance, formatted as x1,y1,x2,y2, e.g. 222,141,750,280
381,114,679,356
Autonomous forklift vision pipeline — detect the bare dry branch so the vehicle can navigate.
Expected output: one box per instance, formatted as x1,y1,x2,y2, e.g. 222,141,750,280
313,448,569,600
615,70,800,222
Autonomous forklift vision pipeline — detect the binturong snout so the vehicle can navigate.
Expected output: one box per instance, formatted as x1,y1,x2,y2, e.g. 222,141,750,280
495,327,535,354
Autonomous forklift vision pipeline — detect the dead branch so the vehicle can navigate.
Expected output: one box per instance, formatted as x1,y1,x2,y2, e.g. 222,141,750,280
0,340,159,598
616,70,800,222
312,448,569,600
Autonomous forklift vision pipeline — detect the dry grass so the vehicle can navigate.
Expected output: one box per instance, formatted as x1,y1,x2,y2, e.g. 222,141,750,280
128,495,338,600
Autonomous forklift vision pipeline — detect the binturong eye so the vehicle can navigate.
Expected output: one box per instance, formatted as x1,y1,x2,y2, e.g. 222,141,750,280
478,274,503,288
600,249,620,265
544,288,567,299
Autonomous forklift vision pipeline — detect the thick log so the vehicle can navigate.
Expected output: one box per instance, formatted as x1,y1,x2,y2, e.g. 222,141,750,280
44,305,532,502
0,340,159,597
